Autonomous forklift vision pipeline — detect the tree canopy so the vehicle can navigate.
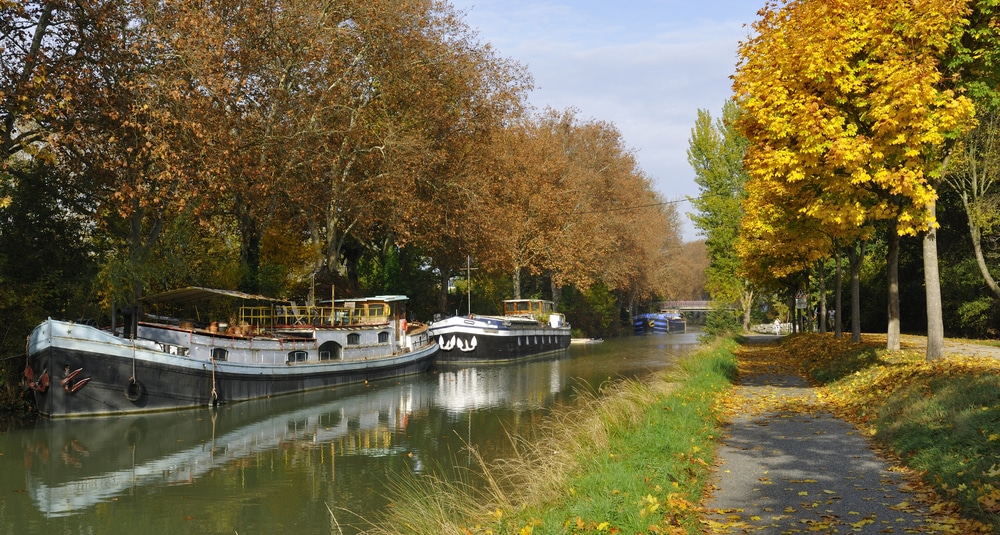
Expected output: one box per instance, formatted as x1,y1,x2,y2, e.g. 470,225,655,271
0,0,684,343
731,0,978,353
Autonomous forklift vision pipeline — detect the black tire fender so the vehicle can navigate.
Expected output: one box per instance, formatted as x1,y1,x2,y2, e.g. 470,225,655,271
124,377,144,402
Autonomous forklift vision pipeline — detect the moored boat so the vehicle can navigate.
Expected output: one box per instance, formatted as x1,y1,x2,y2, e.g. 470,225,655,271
24,287,438,418
665,309,687,333
633,308,686,334
429,299,572,362
633,312,668,334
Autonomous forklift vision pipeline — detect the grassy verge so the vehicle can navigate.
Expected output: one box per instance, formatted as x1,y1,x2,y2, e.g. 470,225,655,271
787,334,1000,531
368,339,738,535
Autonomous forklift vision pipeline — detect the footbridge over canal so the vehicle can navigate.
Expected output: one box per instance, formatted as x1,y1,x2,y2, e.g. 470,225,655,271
658,301,735,323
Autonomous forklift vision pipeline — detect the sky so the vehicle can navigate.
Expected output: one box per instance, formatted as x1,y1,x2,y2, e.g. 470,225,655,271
444,0,764,241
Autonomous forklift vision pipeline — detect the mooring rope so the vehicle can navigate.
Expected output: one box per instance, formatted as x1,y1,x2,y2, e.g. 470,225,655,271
210,357,218,405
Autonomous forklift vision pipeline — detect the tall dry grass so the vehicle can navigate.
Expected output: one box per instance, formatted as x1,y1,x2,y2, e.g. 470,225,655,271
366,339,737,534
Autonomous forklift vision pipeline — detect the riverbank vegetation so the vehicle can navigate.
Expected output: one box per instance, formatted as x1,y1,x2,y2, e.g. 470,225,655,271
368,339,737,535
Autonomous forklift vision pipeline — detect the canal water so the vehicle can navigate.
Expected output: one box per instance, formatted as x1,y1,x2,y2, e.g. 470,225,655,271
0,331,701,534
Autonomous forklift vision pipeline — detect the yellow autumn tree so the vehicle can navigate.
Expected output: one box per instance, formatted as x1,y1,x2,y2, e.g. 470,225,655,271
734,0,975,352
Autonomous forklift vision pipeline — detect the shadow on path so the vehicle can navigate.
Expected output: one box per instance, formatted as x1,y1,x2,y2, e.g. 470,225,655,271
703,338,968,533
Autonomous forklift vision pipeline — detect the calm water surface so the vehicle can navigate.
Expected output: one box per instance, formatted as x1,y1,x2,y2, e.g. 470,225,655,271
0,331,701,534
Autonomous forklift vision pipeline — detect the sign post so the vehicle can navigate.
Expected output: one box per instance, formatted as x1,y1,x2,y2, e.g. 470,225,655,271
794,291,808,333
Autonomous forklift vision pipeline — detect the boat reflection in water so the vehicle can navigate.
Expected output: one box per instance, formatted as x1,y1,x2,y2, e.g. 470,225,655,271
24,353,578,520
11,334,696,533
434,354,568,415
24,380,430,519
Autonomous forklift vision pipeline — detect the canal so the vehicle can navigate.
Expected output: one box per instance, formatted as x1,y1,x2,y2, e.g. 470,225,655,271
0,331,702,534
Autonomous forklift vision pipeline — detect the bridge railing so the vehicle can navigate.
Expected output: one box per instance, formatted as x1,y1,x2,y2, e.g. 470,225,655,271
660,301,736,311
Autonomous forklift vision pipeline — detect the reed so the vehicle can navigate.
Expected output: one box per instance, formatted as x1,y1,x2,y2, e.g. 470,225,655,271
368,339,738,534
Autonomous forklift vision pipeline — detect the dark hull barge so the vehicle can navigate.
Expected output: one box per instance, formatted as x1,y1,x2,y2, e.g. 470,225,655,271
429,299,571,363
25,288,437,418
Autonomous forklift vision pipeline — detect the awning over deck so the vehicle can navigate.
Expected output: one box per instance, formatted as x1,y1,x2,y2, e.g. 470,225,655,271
142,286,284,305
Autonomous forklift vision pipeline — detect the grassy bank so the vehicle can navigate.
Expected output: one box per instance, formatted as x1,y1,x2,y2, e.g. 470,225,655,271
788,334,1000,531
368,339,738,535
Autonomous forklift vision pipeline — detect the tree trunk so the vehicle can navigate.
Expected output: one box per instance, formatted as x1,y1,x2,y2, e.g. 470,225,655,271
551,279,563,309
2,3,54,160
741,287,753,332
848,243,864,343
787,289,796,333
887,226,900,351
236,197,261,294
835,249,843,339
512,266,522,299
818,259,827,333
437,270,450,318
342,241,362,290
965,197,1000,299
925,199,945,360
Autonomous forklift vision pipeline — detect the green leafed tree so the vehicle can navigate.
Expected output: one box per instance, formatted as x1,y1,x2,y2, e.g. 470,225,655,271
941,1,1000,318
688,100,754,331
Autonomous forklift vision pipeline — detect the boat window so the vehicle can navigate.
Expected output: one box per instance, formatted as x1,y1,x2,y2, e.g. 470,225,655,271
212,348,228,361
287,350,308,363
347,333,360,345
368,304,385,317
378,331,389,343
319,341,342,361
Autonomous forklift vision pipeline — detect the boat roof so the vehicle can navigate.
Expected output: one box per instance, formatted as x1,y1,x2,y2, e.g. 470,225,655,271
142,286,285,305
144,287,410,306
332,295,409,305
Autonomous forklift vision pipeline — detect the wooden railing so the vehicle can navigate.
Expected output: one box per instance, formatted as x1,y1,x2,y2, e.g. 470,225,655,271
239,305,389,327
